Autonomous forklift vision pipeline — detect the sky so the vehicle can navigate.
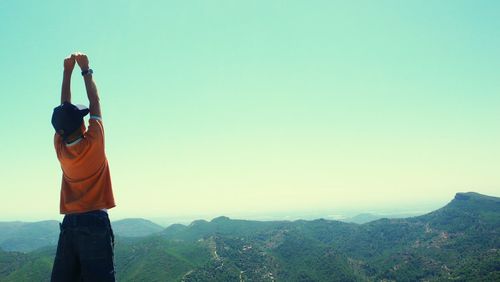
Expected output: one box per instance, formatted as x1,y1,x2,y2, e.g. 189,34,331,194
0,0,499,221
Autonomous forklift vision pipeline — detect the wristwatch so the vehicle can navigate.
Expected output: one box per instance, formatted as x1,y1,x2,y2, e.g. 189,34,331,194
81,69,93,76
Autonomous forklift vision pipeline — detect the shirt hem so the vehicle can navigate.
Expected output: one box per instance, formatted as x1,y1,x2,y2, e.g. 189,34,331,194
60,204,116,215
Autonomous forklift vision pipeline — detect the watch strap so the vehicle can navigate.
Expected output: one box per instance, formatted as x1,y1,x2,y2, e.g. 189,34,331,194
81,69,93,76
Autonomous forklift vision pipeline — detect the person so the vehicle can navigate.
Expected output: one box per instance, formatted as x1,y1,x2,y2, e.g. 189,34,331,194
50,53,116,282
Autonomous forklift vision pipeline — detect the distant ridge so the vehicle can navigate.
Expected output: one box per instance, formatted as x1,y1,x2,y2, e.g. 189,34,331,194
341,213,382,224
454,191,500,202
112,218,164,237
211,216,230,222
0,218,165,252
424,192,500,217
0,220,59,252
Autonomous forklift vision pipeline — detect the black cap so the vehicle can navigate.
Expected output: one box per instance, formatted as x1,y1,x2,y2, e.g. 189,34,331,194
51,101,90,140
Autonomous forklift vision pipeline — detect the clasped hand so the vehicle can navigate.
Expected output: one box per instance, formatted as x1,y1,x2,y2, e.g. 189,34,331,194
63,52,90,73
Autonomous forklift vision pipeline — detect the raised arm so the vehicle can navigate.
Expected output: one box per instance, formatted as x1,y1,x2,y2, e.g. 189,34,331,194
61,55,76,104
74,53,102,117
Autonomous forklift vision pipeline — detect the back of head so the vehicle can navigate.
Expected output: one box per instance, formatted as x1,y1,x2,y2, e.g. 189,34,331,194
51,102,90,140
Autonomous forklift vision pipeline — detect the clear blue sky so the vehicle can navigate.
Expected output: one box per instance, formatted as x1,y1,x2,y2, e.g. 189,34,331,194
1,0,499,221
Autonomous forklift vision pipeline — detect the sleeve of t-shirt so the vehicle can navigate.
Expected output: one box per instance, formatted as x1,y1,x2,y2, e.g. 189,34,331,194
86,115,105,146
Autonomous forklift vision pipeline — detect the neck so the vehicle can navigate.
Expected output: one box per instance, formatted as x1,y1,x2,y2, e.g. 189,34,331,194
65,134,83,144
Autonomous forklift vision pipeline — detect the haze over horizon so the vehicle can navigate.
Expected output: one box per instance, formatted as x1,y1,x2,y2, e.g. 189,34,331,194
1,1,499,221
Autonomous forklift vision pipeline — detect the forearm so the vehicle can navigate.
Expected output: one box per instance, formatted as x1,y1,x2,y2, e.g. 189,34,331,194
61,71,72,104
73,52,102,116
84,75,102,117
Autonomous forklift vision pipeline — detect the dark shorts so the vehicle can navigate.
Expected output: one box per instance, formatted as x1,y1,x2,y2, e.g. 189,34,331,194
51,210,115,282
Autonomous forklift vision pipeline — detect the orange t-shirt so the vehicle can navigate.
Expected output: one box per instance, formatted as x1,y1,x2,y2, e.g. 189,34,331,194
54,117,116,214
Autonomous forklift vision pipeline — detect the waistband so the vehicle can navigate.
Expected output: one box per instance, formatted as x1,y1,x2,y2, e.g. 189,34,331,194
62,210,110,229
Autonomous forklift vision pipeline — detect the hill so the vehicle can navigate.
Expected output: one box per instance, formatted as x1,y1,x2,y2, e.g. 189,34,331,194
0,221,59,252
111,218,164,237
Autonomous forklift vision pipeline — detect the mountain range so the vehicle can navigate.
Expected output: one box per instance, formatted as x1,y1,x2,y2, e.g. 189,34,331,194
0,192,498,281
0,218,163,253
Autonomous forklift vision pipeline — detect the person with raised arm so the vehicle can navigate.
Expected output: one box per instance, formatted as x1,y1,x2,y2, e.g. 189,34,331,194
51,52,116,282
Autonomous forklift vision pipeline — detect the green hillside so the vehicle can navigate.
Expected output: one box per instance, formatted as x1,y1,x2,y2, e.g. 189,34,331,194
115,236,211,281
0,247,54,281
